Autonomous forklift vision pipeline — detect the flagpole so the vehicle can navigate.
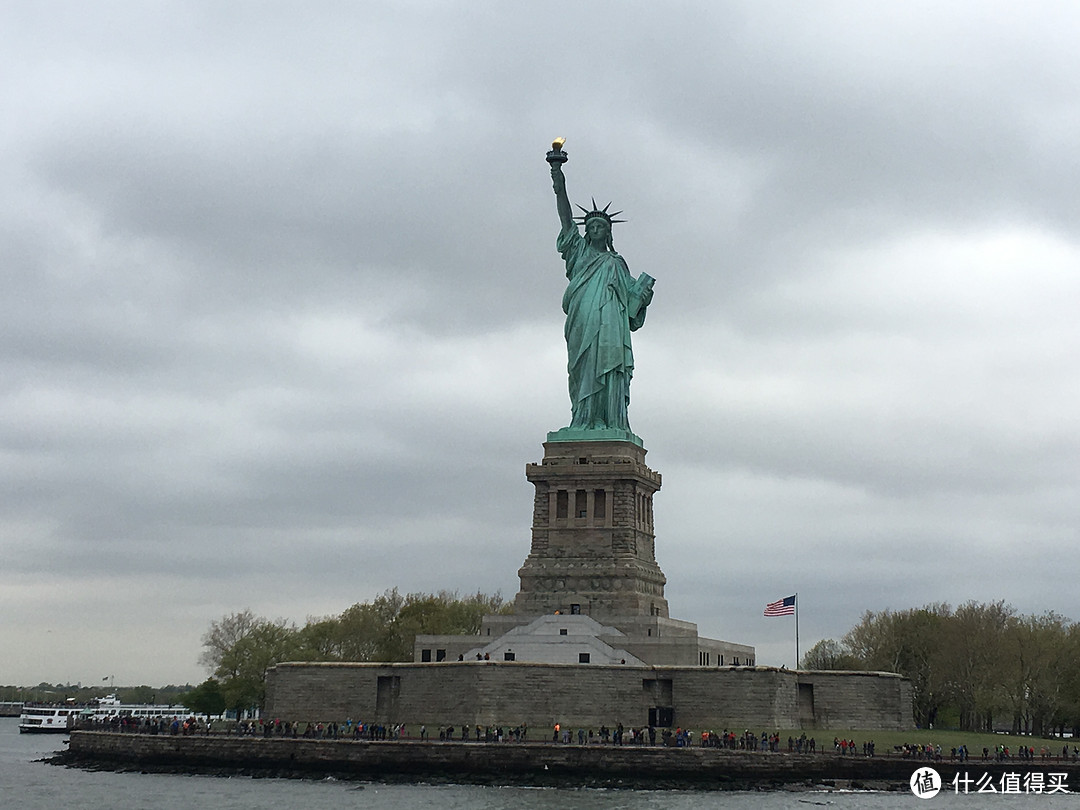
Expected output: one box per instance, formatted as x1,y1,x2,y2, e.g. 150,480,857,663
795,593,800,669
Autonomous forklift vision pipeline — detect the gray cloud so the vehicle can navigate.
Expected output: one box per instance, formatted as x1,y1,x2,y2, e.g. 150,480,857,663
1,1,1078,686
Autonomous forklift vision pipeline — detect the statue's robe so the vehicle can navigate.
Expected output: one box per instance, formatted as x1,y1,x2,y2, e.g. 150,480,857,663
557,224,653,430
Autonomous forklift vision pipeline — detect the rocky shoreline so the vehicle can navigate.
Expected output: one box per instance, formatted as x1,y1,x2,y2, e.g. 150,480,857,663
53,731,1080,792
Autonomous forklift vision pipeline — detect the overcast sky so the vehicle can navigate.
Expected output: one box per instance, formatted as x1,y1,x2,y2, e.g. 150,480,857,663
3,1,1079,688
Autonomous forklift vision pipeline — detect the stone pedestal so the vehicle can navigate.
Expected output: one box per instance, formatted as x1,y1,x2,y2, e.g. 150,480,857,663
514,439,669,620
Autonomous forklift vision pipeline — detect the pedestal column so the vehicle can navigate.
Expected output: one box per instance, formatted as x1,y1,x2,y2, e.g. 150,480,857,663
514,439,668,619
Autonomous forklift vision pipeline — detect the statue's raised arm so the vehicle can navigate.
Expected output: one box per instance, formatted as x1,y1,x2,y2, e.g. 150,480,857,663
543,139,655,446
548,140,574,232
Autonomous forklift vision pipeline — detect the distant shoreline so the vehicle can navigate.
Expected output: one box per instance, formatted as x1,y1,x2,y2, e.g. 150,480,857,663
54,731,1080,792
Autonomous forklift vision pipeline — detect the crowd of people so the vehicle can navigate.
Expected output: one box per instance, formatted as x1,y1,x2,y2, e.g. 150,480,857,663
78,714,1080,763
77,715,207,735
241,720,838,754
896,741,1080,762
242,719,405,739
833,737,873,755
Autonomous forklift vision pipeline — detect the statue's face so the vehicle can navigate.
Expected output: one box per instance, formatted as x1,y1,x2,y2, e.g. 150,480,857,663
585,217,610,245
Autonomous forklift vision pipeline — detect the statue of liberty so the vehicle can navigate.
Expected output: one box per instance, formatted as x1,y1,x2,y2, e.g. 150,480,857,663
547,140,655,443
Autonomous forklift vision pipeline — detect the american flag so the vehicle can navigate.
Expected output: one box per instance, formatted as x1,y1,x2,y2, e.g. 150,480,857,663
764,595,796,617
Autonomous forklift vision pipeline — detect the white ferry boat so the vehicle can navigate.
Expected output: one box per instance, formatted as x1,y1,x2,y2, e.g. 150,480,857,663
19,694,192,733
18,705,78,734
83,694,190,723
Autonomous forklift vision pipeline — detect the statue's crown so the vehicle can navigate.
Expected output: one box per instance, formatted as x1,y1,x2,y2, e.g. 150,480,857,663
575,198,625,226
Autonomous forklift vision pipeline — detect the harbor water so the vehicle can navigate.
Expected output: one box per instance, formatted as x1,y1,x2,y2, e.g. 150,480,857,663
2,718,1076,808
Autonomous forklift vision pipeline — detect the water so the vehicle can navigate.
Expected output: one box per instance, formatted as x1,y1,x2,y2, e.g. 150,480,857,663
2,718,1077,808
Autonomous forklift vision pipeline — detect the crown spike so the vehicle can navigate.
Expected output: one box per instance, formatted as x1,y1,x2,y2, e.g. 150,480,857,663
573,199,627,228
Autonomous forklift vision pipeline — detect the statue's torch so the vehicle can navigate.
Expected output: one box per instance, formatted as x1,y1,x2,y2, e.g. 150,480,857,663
546,137,568,165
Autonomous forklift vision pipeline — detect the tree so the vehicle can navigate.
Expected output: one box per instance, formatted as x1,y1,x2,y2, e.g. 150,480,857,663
843,604,951,728
824,601,1080,735
1057,624,1080,737
199,590,510,710
382,590,509,662
181,678,227,716
293,589,511,664
199,609,261,672
200,611,299,713
329,588,407,661
938,601,1012,731
800,638,862,670
121,685,157,705
294,617,342,661
1001,612,1071,735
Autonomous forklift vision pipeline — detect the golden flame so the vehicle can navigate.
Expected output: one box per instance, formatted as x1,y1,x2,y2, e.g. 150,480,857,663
552,137,566,151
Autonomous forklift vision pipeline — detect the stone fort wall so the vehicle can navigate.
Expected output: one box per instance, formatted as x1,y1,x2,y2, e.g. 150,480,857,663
265,661,911,731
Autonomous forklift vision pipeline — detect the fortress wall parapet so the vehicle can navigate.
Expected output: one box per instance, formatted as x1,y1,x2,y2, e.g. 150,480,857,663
265,661,912,731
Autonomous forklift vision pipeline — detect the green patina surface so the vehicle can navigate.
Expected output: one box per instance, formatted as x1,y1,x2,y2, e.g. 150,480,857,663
548,143,654,442
546,426,643,446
